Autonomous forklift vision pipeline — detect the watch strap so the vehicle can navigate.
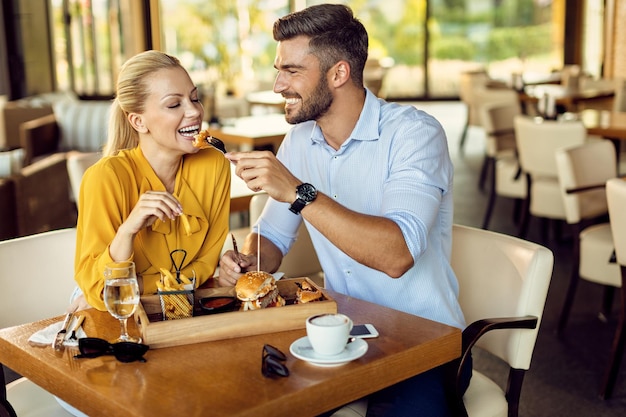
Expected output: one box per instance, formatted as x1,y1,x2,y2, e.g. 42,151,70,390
289,198,307,214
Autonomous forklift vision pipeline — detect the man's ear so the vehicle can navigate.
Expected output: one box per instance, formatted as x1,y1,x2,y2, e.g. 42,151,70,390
128,113,148,133
330,61,351,87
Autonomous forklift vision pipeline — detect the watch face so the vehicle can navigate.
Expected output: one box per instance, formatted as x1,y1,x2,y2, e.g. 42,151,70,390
298,183,317,202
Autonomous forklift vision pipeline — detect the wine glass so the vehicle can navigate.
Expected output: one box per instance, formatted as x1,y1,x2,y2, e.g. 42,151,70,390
103,261,141,343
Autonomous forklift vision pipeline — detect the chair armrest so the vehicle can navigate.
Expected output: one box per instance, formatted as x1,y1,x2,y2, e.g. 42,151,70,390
458,315,537,381
565,175,626,194
448,315,538,416
486,128,516,139
19,114,59,166
462,316,538,353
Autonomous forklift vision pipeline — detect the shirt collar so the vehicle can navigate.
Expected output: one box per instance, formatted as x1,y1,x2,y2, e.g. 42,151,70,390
310,88,382,147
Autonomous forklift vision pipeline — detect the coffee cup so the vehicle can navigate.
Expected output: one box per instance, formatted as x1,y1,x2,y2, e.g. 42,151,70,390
306,313,353,356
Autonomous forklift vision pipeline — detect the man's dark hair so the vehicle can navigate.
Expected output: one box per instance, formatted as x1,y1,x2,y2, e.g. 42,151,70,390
273,4,368,87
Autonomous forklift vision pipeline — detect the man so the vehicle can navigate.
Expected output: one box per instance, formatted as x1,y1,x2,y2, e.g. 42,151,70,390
219,4,469,416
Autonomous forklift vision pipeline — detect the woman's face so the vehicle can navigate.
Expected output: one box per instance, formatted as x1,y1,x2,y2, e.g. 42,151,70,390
135,67,204,155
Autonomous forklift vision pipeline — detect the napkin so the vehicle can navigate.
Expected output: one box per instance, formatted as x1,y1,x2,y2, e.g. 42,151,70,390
28,315,87,347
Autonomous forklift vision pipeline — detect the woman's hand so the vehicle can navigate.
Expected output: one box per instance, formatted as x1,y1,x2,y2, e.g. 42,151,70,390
110,191,183,262
216,250,257,286
121,191,183,235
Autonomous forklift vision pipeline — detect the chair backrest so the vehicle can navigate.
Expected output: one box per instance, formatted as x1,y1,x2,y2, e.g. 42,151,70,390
560,65,582,88
515,115,588,178
52,100,110,152
459,69,489,104
479,99,521,157
66,151,101,202
607,178,626,266
555,140,616,224
451,224,553,369
0,228,76,328
459,70,490,125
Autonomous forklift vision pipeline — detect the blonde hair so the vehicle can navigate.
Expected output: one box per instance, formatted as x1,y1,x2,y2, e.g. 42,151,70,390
103,50,184,156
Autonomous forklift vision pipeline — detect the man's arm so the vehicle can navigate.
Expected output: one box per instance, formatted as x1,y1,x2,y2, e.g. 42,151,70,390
300,192,413,278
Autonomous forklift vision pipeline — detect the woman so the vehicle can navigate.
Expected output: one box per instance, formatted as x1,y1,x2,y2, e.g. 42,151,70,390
70,50,230,311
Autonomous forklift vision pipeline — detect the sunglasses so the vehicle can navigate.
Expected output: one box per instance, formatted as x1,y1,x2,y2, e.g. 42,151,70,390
74,337,149,363
262,344,289,378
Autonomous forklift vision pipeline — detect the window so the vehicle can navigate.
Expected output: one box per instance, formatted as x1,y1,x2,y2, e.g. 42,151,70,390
51,0,565,100
51,0,124,98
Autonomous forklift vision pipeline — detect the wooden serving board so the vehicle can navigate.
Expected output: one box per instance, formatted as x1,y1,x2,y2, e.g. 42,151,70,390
133,277,336,348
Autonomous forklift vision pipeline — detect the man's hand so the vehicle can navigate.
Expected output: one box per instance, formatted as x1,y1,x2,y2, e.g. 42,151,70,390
217,250,257,286
226,151,300,203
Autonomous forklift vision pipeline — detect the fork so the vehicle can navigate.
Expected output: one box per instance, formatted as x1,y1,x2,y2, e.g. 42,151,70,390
231,233,243,264
205,135,227,154
69,315,85,341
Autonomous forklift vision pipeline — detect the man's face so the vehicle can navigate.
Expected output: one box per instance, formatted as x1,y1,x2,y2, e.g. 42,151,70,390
273,36,333,124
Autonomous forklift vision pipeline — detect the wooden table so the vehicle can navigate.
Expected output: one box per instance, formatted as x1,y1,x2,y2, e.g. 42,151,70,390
0,289,460,417
213,114,291,153
520,84,615,113
579,109,626,140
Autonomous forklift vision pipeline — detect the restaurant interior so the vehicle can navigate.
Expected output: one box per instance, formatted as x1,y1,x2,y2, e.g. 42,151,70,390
2,0,626,416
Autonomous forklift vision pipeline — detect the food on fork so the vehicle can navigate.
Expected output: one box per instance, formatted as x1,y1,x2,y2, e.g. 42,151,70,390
192,129,213,149
235,271,285,311
295,280,323,304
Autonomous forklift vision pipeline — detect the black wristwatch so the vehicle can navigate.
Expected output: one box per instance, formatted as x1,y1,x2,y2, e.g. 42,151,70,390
289,183,317,214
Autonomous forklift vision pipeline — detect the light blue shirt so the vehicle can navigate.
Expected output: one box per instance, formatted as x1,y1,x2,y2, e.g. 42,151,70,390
254,89,465,329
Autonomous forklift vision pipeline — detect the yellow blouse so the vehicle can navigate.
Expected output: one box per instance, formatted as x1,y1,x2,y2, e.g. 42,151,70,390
75,146,230,310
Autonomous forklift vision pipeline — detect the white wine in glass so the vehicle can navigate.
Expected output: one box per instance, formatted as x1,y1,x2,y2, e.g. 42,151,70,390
104,261,141,343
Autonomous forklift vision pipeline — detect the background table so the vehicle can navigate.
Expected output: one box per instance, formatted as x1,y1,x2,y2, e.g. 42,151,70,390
0,289,460,417
580,109,626,140
520,84,615,114
213,114,291,153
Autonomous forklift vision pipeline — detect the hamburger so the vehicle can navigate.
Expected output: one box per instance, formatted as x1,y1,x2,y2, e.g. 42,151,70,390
295,280,323,304
235,271,285,311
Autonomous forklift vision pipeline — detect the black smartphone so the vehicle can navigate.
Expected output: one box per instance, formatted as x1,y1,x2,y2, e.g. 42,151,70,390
350,324,379,339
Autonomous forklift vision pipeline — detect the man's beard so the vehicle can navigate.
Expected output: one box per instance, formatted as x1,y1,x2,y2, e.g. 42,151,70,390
285,75,333,124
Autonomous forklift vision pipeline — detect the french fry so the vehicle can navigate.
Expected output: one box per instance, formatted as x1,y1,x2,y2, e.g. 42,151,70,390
179,273,191,285
180,215,192,236
158,268,193,320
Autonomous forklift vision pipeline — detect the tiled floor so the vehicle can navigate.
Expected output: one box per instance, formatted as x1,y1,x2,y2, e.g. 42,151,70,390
416,100,626,416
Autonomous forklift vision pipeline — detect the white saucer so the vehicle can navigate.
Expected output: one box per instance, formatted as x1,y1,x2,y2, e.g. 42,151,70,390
289,336,368,367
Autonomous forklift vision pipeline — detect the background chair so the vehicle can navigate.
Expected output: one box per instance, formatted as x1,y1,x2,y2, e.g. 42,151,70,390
603,178,626,399
449,224,554,417
0,228,77,416
12,153,76,237
19,99,109,166
613,78,626,112
555,140,620,335
478,99,526,229
514,115,589,240
66,151,101,203
458,69,515,155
